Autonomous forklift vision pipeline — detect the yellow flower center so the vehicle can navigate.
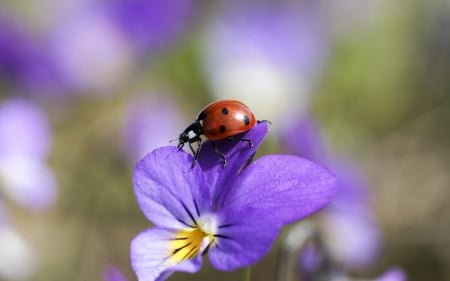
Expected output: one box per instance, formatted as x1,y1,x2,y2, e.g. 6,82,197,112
170,227,216,262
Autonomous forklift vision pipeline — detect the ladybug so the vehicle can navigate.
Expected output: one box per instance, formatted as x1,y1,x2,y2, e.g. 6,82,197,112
177,99,257,166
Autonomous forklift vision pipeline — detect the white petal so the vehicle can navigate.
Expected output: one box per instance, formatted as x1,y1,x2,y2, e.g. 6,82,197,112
130,228,202,281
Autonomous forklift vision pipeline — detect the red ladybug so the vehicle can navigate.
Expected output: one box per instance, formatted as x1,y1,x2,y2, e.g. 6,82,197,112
178,99,257,166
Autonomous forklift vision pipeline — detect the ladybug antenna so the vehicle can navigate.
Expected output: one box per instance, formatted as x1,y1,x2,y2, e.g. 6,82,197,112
169,137,179,143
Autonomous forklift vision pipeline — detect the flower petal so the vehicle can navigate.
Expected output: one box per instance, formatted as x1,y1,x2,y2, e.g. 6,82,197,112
198,121,269,208
133,146,211,229
374,267,407,281
224,155,338,224
0,98,51,159
0,156,57,210
122,95,184,164
130,227,202,281
279,114,329,163
208,207,280,271
321,211,380,269
103,266,128,281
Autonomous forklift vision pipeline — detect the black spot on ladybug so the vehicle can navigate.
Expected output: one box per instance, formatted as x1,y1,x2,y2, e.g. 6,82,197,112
243,115,250,126
221,108,229,115
219,125,226,133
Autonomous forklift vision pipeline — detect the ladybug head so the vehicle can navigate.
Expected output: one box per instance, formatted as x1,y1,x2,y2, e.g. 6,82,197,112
177,121,203,149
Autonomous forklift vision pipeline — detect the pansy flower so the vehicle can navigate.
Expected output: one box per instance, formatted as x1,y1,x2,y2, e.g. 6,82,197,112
130,121,338,280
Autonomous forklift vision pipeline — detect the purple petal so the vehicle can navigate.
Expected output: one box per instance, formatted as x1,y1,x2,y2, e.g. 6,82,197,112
0,15,31,83
108,0,194,53
326,157,372,213
202,3,329,124
298,241,322,274
198,121,270,208
0,157,57,210
103,266,128,281
0,15,65,97
130,227,202,281
204,2,328,81
133,146,211,229
208,207,280,271
374,267,407,281
0,99,51,159
322,159,381,267
49,8,133,94
321,212,380,269
279,114,330,163
122,95,184,164
224,155,338,225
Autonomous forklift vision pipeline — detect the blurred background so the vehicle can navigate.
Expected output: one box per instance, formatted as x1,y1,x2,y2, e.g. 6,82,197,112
0,0,449,280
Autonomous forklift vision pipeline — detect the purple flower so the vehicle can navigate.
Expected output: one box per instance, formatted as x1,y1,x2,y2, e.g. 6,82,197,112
292,223,407,281
107,0,194,54
374,268,407,281
122,95,185,164
202,2,330,125
280,115,381,268
0,98,57,210
103,266,128,281
130,122,338,280
0,14,62,96
48,6,134,95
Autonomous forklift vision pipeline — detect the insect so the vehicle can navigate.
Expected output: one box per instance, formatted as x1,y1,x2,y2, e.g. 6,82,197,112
177,99,257,166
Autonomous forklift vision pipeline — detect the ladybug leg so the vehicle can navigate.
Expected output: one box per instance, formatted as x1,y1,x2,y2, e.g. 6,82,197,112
211,141,227,167
227,136,253,148
238,152,256,174
257,119,272,125
240,138,253,148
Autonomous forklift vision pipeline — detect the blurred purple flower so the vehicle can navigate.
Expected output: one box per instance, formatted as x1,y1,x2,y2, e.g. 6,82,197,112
0,15,30,83
48,6,134,95
106,0,194,54
0,98,57,210
0,14,63,96
319,160,381,268
202,2,330,124
122,95,185,164
374,268,407,281
280,115,381,269
298,240,324,276
103,266,128,281
130,122,338,280
0,99,51,159
294,225,407,281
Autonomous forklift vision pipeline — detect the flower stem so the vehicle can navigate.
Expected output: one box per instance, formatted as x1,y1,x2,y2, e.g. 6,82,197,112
242,266,251,281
